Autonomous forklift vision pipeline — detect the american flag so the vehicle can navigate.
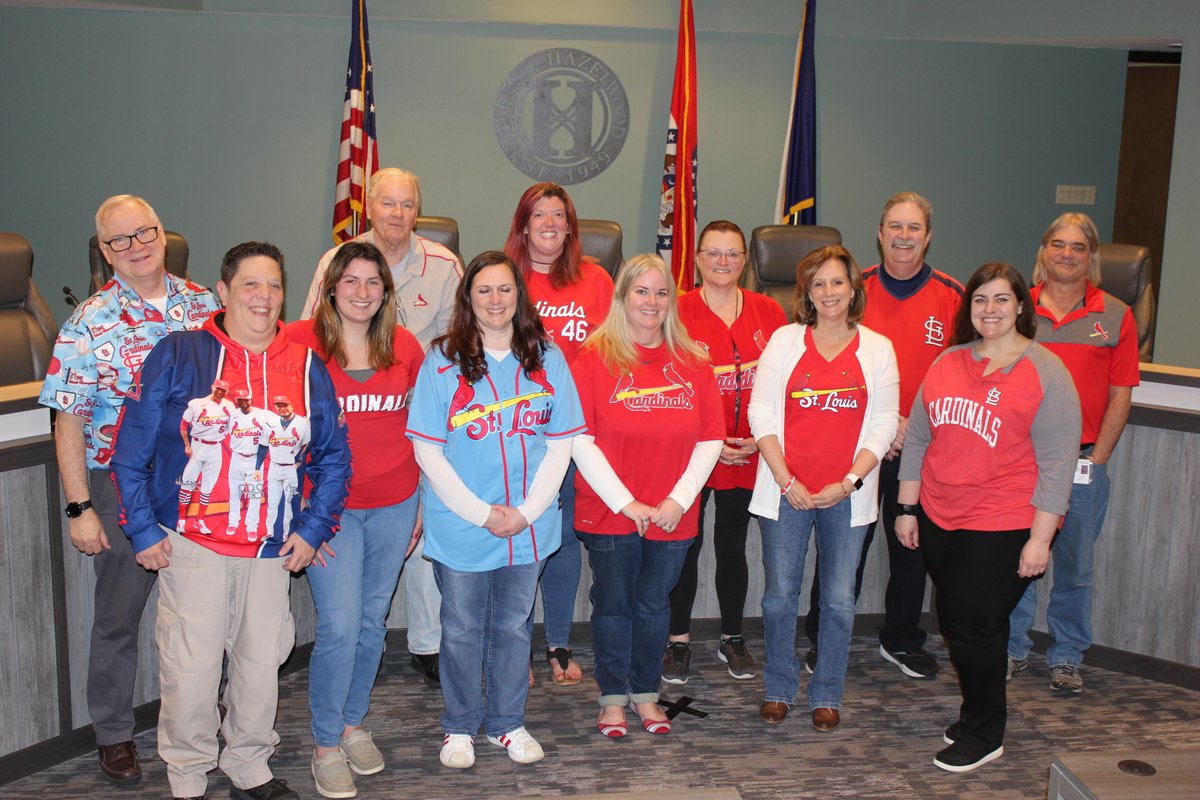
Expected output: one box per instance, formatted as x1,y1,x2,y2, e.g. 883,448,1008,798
331,0,380,244
656,0,698,292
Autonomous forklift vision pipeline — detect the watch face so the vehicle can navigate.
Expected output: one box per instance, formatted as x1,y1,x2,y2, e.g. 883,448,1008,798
66,501,89,518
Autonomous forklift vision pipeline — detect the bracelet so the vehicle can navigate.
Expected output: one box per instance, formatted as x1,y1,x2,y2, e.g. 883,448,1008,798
780,476,795,495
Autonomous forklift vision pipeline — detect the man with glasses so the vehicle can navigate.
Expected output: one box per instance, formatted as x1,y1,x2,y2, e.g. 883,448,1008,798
804,192,962,680
1006,212,1138,694
39,195,218,784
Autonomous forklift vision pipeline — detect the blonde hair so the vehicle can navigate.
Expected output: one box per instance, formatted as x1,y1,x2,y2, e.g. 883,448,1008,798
583,253,706,375
95,195,160,239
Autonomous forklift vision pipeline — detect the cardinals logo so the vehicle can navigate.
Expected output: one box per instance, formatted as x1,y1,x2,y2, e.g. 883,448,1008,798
753,329,768,350
447,372,555,440
1090,322,1110,340
611,363,695,412
413,294,429,308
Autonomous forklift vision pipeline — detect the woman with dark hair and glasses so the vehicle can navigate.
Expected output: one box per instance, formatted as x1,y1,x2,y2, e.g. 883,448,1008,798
406,251,584,769
896,262,1080,773
748,245,899,733
504,182,614,686
663,220,786,685
287,241,426,798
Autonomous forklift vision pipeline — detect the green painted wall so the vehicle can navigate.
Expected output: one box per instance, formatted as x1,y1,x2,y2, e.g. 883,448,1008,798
2,1,1189,363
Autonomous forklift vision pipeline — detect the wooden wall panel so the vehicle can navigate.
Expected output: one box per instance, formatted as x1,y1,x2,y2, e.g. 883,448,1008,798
0,468,59,754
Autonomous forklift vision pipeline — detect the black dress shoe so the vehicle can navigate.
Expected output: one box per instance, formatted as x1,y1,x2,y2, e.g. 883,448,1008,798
98,741,141,783
229,777,298,800
410,652,440,686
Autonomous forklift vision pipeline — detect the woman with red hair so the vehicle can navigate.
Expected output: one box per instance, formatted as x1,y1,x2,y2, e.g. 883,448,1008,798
504,182,614,686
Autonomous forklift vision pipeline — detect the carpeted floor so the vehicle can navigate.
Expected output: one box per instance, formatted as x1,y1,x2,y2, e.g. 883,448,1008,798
3,621,1199,799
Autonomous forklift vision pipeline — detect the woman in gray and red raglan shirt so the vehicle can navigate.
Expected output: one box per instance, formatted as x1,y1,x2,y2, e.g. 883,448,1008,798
895,263,1081,774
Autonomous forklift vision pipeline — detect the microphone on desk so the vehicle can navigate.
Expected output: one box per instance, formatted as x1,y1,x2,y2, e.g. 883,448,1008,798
62,286,81,307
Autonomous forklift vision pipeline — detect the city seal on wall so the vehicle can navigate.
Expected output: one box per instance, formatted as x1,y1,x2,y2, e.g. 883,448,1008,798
494,47,630,185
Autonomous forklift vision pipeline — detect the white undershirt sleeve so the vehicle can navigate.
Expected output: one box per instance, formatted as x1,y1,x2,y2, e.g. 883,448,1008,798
515,437,574,525
666,439,724,511
571,434,636,513
413,439,492,527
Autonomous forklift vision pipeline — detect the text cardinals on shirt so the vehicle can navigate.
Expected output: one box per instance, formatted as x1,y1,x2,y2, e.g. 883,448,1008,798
925,394,1003,447
337,391,412,414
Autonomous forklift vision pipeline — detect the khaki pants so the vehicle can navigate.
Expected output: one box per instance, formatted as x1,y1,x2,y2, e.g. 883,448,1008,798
155,530,295,797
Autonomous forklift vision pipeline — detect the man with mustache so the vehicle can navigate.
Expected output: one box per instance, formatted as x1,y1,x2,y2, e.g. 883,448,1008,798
1006,212,1138,694
804,192,962,681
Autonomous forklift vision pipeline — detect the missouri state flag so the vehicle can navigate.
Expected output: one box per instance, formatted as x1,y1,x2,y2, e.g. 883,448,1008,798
656,0,699,291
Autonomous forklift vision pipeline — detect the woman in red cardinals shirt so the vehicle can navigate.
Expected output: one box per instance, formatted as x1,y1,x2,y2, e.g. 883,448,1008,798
571,254,723,738
665,220,786,685
896,262,1080,774
504,182,614,686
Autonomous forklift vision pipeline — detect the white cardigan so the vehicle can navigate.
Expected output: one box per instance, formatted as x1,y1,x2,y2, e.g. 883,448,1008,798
747,323,900,526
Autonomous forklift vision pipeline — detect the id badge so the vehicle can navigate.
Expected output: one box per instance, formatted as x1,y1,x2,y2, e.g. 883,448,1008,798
1073,458,1093,485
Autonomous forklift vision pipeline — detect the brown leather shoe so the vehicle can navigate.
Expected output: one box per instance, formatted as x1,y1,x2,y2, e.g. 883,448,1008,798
812,707,840,732
98,741,141,783
760,701,788,724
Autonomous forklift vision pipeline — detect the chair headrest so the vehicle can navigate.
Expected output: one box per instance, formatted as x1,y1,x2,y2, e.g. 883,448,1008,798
0,233,34,306
578,219,624,278
415,216,462,263
1097,243,1150,307
750,225,843,284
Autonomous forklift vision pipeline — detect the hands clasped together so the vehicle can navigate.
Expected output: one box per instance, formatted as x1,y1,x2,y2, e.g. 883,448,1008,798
619,497,685,537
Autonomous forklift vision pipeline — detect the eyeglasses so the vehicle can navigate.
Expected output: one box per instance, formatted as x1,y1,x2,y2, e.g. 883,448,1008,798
104,226,160,252
701,248,745,261
1048,239,1089,254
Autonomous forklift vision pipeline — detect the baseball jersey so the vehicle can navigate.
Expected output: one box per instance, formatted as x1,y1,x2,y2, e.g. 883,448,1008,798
525,260,614,364
407,345,585,571
1030,283,1139,445
679,289,786,490
227,407,270,457
862,264,963,417
182,397,234,442
900,343,1081,531
572,343,724,540
264,414,311,466
39,272,218,468
288,319,426,508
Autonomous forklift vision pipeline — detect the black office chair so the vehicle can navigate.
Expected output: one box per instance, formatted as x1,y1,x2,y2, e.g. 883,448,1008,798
578,219,624,278
414,216,462,264
0,233,55,385
745,224,843,314
1097,243,1157,361
89,231,190,295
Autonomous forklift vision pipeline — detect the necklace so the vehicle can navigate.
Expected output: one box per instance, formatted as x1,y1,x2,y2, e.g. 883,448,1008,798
700,286,741,326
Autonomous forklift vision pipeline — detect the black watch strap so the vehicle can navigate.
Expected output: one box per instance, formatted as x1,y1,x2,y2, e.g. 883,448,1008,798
890,502,921,521
65,500,93,518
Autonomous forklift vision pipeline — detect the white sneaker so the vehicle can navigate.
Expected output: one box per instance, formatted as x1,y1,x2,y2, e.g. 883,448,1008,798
196,519,212,535
487,727,544,764
439,734,474,769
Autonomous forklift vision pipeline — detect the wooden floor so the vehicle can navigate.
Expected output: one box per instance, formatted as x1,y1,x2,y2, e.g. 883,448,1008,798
3,619,1199,800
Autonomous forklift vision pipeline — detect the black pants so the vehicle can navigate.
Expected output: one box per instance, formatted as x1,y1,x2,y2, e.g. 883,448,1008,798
668,487,753,637
921,516,1033,750
805,457,930,651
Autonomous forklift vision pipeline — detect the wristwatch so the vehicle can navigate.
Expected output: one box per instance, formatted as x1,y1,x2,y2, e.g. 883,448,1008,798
890,502,921,521
65,500,93,518
845,472,864,491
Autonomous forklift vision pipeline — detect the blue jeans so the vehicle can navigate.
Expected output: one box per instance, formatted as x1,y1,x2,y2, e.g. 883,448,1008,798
529,463,579,649
432,559,540,737
581,531,691,706
1009,462,1111,667
760,496,867,710
307,495,418,747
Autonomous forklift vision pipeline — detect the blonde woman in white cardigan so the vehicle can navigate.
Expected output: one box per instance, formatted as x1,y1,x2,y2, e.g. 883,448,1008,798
748,245,899,733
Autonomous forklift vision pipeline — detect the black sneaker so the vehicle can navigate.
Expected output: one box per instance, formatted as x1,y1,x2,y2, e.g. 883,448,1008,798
933,740,1004,773
879,644,939,678
943,720,964,745
410,652,440,687
804,648,817,675
661,641,691,685
230,777,298,800
717,636,757,680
